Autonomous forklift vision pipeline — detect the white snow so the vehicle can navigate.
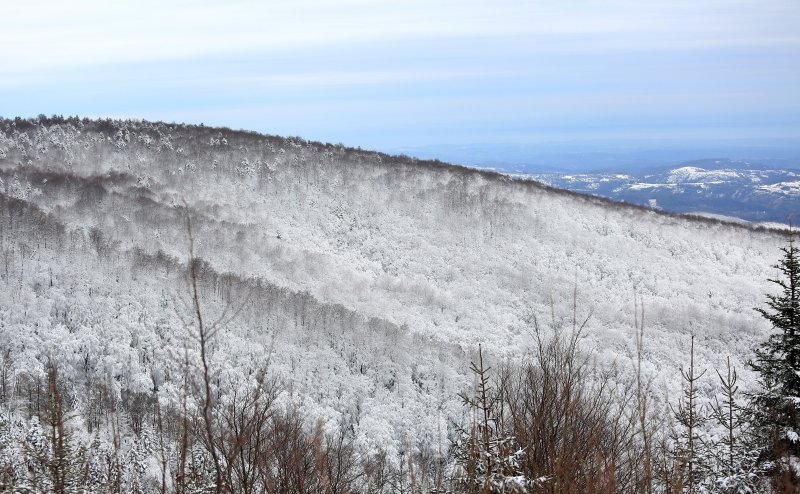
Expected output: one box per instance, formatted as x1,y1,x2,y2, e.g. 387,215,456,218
666,166,742,184
757,181,800,196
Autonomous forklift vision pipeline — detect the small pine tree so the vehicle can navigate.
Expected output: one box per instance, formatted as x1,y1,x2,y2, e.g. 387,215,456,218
670,335,708,493
706,357,763,493
450,345,536,494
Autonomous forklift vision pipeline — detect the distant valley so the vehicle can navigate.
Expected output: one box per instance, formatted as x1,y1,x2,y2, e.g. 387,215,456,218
519,158,800,225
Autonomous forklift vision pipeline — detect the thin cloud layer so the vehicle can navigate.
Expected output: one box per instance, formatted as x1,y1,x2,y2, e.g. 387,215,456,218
1,0,798,152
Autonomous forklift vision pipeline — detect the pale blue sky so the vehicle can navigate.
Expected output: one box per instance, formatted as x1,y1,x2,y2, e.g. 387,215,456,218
2,0,799,165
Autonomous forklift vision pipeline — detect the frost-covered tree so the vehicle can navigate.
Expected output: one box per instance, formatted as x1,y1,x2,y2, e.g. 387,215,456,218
18,363,84,494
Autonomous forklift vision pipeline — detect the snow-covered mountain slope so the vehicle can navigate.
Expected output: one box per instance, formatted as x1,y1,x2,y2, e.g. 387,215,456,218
529,159,800,224
0,117,788,458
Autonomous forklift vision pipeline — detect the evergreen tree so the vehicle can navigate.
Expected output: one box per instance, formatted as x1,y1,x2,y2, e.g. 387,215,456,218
670,335,708,493
749,233,800,467
706,357,764,493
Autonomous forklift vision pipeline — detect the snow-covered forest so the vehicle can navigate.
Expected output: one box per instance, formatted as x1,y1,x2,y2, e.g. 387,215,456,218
0,116,792,492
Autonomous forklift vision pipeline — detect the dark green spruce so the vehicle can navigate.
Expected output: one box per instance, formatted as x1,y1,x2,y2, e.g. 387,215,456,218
750,232,800,458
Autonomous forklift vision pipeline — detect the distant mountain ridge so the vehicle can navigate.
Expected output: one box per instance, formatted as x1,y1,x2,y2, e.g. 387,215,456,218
524,158,800,224
395,140,800,173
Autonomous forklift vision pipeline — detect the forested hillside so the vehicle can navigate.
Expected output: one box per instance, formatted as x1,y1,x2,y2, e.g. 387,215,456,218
0,116,789,492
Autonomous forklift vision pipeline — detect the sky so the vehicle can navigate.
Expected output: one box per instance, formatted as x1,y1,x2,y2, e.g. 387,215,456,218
1,0,799,166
